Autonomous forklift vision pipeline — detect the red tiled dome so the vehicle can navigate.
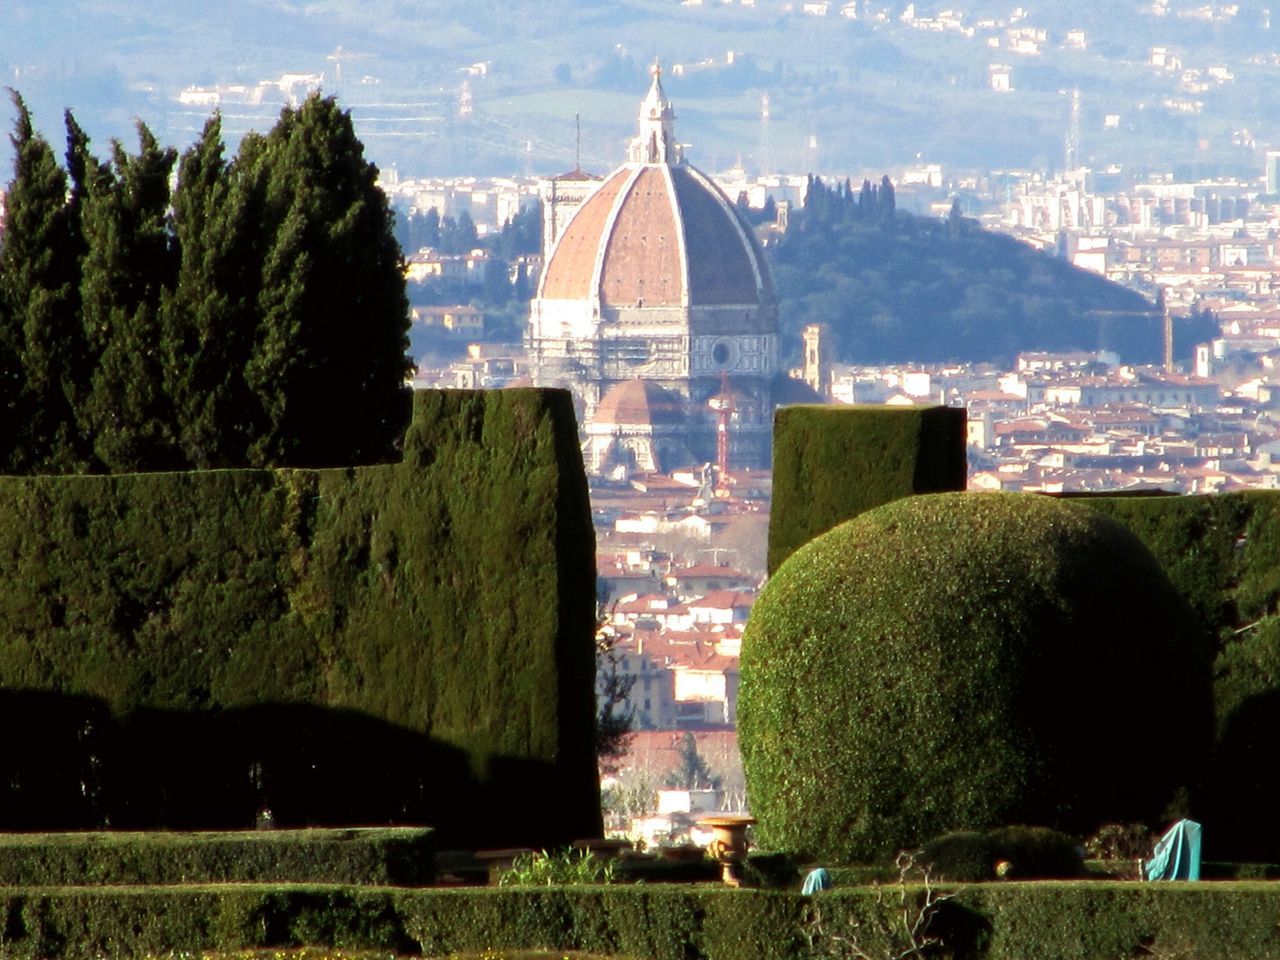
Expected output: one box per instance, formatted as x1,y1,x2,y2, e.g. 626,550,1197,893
539,163,773,309
593,379,686,427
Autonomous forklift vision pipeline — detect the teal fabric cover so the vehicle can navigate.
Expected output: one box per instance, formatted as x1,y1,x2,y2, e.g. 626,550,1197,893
1144,819,1202,881
802,867,833,894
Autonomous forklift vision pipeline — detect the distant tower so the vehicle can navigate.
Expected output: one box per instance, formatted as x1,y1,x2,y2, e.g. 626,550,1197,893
1266,150,1280,195
759,93,772,175
806,132,819,175
1064,88,1081,171
457,81,473,120
801,324,830,398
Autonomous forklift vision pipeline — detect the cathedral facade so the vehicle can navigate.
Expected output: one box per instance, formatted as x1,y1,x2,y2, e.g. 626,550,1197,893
527,67,780,474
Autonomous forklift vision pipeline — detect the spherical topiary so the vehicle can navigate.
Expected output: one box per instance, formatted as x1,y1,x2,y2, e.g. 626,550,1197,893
738,492,1212,863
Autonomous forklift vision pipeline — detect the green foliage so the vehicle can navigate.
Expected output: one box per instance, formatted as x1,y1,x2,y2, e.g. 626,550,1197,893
0,829,436,886
0,93,87,473
236,95,411,467
740,492,1212,863
0,883,1278,960
1083,823,1155,863
769,177,1216,367
664,732,720,791
0,93,410,474
0,389,600,847
79,122,182,471
1074,491,1280,861
918,826,1084,883
497,850,617,887
767,404,967,574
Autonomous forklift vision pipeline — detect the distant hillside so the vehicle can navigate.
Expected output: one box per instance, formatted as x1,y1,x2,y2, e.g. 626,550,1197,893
3,0,1278,178
766,178,1215,367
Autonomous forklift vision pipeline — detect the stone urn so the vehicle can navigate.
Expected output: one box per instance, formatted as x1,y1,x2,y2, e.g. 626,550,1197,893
699,814,756,887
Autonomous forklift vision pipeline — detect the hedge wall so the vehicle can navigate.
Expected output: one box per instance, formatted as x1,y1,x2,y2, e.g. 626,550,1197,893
0,389,600,847
0,883,1277,960
1069,491,1280,861
0,829,435,886
768,404,967,574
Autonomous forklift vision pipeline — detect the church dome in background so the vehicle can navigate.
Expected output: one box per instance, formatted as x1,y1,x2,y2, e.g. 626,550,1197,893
594,379,686,428
528,63,780,473
539,163,774,310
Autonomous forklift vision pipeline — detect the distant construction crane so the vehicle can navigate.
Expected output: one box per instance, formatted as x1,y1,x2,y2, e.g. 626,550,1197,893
707,372,736,495
325,47,373,91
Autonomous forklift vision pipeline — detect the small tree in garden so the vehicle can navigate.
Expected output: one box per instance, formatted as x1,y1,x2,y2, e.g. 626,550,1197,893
666,731,721,791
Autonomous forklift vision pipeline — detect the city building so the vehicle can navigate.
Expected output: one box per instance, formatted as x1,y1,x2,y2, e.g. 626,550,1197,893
527,65,780,473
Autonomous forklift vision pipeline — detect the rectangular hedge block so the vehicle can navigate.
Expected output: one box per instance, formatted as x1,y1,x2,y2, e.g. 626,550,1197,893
0,389,600,848
768,404,967,573
1065,490,1280,861
0,828,435,886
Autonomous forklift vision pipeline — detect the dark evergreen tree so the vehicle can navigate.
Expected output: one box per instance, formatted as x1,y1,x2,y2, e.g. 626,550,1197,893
163,114,263,467
858,178,875,220
947,197,966,237
240,94,410,467
59,110,98,447
0,92,85,472
665,731,721,791
80,123,181,471
439,210,479,255
419,207,441,249
879,174,896,222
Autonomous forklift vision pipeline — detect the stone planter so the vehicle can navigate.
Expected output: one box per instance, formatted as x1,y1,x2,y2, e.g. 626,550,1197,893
698,814,756,887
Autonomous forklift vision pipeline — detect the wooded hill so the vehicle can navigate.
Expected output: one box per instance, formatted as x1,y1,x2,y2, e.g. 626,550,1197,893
766,177,1217,368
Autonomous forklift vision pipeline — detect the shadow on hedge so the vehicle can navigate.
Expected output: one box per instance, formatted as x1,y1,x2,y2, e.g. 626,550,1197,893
0,690,555,847
1202,688,1280,863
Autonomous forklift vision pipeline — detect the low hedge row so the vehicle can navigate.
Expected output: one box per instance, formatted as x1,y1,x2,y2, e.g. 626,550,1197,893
0,828,435,887
0,883,1278,960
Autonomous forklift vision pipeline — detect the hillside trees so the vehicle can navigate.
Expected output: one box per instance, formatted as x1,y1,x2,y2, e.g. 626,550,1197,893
0,93,411,474
769,176,1216,367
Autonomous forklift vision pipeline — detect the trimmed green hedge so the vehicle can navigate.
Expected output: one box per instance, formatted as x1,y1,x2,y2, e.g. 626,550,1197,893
768,404,967,574
1073,492,1280,861
0,389,599,847
0,882,1277,960
0,829,434,887
740,493,1212,862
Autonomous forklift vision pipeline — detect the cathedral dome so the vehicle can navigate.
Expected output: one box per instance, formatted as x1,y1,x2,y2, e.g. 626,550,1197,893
539,164,773,309
537,66,773,311
593,379,686,428
528,63,780,474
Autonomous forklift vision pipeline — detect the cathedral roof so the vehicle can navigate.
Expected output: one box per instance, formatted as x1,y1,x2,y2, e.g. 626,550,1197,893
539,163,773,309
536,66,774,310
594,380,686,427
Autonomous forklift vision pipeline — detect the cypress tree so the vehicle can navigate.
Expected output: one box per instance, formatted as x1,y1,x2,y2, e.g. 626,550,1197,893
164,114,263,467
879,173,896,223
80,124,181,471
0,92,84,472
242,94,410,467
